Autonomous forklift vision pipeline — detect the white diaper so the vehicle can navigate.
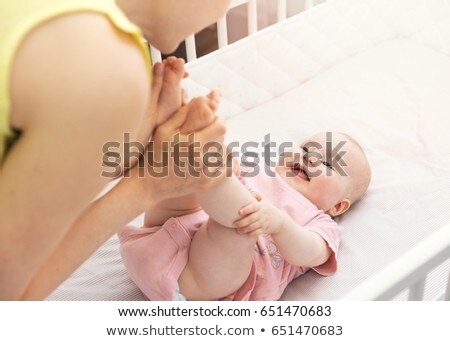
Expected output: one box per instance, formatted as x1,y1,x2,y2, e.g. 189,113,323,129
172,283,187,301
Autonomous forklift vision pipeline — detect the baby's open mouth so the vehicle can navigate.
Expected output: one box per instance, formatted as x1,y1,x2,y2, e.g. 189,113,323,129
291,163,310,181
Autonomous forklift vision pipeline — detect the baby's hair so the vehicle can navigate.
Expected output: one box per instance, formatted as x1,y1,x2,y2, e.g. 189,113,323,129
336,132,371,205
337,132,365,154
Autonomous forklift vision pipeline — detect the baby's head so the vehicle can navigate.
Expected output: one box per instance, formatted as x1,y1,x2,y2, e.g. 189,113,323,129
276,132,371,217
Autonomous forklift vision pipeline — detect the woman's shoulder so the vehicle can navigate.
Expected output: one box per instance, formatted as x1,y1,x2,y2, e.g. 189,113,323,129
10,12,149,130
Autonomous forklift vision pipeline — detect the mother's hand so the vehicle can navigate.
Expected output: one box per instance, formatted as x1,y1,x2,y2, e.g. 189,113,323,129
129,100,228,206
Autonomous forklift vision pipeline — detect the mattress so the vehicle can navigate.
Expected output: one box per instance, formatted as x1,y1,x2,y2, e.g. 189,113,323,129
48,0,450,300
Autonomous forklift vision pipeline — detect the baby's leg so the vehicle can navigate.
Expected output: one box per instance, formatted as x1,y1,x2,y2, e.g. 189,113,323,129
196,174,257,228
178,172,259,299
144,93,222,227
178,218,258,300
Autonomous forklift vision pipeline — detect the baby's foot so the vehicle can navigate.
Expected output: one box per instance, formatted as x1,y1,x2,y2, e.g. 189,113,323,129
156,57,187,126
180,90,221,134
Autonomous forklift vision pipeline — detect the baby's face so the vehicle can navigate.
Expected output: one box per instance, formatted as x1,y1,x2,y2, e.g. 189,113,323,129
275,132,370,216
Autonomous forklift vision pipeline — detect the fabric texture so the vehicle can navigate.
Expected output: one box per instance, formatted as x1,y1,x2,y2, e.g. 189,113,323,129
119,166,342,301
0,0,151,163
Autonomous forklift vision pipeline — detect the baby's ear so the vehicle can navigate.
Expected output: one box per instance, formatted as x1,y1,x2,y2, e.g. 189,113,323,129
328,199,351,217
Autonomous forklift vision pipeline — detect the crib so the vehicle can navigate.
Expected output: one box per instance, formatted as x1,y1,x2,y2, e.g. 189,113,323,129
48,0,450,301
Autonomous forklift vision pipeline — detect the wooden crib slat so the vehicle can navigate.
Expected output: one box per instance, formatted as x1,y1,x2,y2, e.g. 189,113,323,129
154,0,318,62
248,0,258,35
277,0,287,22
185,34,197,62
305,0,315,10
230,0,248,9
408,278,426,301
150,45,162,64
217,16,229,48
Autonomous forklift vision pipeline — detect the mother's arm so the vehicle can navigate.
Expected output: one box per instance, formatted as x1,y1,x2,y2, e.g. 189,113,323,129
21,103,229,300
0,13,152,299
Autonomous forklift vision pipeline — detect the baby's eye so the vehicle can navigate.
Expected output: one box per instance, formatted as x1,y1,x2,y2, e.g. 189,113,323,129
302,146,308,153
323,160,333,169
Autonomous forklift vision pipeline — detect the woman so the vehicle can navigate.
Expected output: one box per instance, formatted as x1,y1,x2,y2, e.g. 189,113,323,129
0,0,231,300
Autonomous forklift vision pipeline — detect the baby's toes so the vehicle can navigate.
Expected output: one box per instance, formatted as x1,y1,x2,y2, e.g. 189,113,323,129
198,109,216,127
207,89,222,101
164,56,176,64
162,58,185,86
188,96,208,112
172,58,186,78
194,99,216,123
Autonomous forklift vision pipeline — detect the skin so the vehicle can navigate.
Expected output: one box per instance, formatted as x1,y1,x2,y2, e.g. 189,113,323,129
274,132,370,217
0,0,230,300
156,57,187,125
182,134,371,300
148,129,370,300
116,0,231,54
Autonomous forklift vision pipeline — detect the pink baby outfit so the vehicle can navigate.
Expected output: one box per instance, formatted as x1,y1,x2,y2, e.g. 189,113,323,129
118,164,342,301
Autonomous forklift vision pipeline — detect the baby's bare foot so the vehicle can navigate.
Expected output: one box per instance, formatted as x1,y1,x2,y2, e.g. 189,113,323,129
180,90,221,135
156,57,187,126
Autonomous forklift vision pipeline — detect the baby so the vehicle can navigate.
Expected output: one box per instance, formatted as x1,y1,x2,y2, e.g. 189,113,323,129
119,62,371,301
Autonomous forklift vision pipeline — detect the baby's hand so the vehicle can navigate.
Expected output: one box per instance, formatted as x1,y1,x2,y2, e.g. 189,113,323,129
234,192,284,236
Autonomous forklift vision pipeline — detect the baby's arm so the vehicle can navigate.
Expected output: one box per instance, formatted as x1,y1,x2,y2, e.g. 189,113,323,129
235,196,331,268
271,214,332,268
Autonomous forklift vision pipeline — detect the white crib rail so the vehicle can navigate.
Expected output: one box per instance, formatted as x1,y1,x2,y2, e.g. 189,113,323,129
341,223,450,301
149,0,315,63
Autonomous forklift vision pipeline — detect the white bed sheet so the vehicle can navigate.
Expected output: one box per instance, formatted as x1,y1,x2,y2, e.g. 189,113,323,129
48,0,450,300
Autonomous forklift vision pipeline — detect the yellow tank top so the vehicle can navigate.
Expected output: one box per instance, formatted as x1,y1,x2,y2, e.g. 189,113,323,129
0,0,151,164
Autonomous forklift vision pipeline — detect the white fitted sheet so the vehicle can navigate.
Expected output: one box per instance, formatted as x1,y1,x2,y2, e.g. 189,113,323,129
48,0,450,300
